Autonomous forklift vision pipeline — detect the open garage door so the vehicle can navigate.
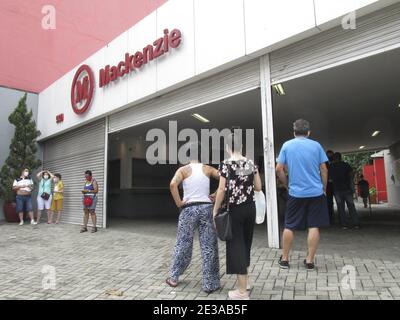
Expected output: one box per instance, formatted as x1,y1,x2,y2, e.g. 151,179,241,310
42,119,107,227
270,2,400,84
107,90,264,219
272,43,400,237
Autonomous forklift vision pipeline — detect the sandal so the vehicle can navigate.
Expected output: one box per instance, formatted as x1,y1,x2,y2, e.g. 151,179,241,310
166,278,178,288
204,287,221,294
91,227,98,233
80,227,88,233
303,259,315,271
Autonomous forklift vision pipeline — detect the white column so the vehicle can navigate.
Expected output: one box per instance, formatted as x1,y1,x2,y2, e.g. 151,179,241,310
103,117,109,229
260,54,280,249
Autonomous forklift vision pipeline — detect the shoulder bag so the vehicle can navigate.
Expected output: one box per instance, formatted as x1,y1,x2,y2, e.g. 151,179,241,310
214,163,233,241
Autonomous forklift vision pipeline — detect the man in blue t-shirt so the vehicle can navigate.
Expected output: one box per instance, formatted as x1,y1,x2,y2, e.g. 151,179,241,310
276,119,329,271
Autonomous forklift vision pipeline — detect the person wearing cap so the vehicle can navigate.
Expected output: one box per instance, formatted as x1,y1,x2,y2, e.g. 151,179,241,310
80,170,99,233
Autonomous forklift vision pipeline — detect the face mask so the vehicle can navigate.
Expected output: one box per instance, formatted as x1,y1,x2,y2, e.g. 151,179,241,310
44,175,49,180
53,178,58,183
23,171,29,177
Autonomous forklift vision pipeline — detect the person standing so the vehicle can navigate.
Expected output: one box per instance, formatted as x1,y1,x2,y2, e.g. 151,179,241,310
326,150,335,224
330,152,360,229
276,119,329,271
358,175,370,208
166,142,221,293
36,170,54,224
50,173,64,224
13,168,35,226
213,132,262,300
80,170,99,233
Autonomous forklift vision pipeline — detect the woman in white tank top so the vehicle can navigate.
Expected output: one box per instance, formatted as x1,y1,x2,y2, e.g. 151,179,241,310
166,146,221,293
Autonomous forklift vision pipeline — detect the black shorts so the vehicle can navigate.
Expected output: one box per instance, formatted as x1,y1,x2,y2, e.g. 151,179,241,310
285,195,330,230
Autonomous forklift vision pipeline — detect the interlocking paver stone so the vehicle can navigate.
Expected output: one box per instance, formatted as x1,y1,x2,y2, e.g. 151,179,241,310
1,205,400,300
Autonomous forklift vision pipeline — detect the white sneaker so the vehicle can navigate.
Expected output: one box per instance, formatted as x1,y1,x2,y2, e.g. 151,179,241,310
31,220,36,225
19,221,24,226
228,289,250,300
247,279,252,291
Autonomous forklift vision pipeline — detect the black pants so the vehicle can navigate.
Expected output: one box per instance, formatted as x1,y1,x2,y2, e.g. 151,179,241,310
326,190,334,223
226,202,256,275
334,190,359,227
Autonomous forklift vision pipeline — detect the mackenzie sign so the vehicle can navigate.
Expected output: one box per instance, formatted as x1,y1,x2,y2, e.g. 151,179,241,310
100,28,182,87
70,28,182,116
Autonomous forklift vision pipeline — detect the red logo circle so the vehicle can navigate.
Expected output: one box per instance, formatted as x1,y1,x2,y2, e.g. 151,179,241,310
71,65,95,115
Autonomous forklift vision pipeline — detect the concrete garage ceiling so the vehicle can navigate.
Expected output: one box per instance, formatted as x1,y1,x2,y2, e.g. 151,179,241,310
272,47,400,154
110,90,264,145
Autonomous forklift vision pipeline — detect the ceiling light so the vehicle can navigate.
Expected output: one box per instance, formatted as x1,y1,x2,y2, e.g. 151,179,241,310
359,146,365,150
273,83,286,96
192,113,210,123
371,131,380,137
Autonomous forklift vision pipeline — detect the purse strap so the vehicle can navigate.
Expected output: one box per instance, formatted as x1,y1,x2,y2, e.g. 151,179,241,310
225,163,231,213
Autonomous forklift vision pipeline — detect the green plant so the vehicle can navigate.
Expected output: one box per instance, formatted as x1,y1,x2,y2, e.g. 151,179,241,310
369,187,377,196
0,94,41,203
343,152,374,175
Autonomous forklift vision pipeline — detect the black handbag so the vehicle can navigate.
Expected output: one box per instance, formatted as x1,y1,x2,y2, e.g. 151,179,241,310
40,181,50,200
41,192,50,200
214,164,233,241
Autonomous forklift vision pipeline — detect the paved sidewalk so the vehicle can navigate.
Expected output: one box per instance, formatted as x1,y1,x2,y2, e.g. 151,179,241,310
0,205,400,300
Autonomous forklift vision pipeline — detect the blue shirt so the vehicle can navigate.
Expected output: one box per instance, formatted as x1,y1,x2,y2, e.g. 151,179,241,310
39,179,52,195
277,137,328,198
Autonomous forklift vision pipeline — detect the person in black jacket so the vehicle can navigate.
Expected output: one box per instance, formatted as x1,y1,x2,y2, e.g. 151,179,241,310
358,175,370,208
329,152,359,229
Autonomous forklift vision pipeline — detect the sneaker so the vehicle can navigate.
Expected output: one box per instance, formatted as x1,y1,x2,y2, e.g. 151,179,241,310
246,279,251,291
19,221,24,226
353,225,360,229
278,256,290,269
228,289,250,300
303,259,315,271
31,220,36,225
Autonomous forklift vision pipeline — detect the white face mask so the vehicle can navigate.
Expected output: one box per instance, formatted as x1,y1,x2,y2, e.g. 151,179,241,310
23,171,29,177
44,175,49,180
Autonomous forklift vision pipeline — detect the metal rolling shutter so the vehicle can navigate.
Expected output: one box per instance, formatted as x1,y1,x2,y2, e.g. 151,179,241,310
42,119,106,227
270,2,400,84
109,59,260,133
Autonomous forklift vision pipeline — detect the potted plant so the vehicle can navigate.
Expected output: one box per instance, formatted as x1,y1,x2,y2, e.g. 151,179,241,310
369,187,377,205
0,94,41,222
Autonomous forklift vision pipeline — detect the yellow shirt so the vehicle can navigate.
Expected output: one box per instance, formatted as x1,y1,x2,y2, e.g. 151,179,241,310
53,181,64,200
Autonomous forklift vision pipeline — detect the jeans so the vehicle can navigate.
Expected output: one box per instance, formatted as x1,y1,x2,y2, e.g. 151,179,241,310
334,190,359,227
16,195,33,213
